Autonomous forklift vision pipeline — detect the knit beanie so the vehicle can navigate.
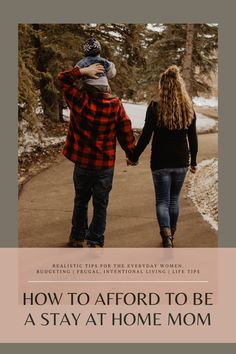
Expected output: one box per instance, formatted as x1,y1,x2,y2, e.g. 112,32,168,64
83,38,101,56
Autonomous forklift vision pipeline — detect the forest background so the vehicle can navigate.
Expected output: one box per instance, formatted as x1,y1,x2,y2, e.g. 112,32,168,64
18,23,218,186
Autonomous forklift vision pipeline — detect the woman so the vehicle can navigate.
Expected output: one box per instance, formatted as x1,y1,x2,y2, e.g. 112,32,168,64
129,65,198,248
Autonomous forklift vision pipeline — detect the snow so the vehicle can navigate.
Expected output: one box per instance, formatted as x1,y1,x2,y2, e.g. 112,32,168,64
63,108,70,122
193,96,218,108
18,103,26,108
18,119,65,157
18,120,40,155
22,97,218,156
147,24,165,32
63,102,218,133
187,158,218,230
18,131,40,156
122,102,218,132
18,134,66,157
41,136,66,147
35,106,43,114
107,31,123,39
196,113,218,133
123,103,147,129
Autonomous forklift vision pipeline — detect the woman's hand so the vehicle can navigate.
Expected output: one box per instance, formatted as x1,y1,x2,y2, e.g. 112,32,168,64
190,165,197,174
80,63,104,79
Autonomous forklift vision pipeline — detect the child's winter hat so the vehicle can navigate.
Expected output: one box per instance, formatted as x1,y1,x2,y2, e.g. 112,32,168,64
83,38,101,56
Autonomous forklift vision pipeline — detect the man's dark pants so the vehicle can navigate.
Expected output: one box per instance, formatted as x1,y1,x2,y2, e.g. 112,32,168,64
70,163,114,246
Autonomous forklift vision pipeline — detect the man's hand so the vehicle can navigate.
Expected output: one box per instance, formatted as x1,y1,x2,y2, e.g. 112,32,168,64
80,63,104,79
190,165,197,174
126,158,139,166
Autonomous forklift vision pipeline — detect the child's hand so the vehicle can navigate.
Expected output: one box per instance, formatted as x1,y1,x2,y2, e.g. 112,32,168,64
80,64,104,79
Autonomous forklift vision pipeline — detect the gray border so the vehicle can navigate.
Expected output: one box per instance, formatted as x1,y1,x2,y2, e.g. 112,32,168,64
0,0,235,351
0,344,236,354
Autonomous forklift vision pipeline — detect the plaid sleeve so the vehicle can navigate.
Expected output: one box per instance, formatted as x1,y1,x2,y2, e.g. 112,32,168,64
57,67,84,109
116,102,136,157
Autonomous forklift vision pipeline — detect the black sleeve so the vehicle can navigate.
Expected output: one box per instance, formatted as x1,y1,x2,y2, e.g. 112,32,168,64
187,111,198,166
130,102,156,162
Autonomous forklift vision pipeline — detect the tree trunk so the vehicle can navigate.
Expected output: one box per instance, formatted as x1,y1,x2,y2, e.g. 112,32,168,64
38,70,59,122
182,24,195,98
33,25,60,122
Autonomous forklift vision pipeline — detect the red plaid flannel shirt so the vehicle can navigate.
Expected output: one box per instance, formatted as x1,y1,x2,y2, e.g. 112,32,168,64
57,67,135,169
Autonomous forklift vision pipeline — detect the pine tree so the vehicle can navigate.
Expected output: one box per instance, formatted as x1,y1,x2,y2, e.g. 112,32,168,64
144,23,218,99
32,24,85,122
79,23,147,100
18,24,39,126
18,23,218,130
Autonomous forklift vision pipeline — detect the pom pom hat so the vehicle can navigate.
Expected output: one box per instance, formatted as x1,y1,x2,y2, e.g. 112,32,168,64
83,38,101,56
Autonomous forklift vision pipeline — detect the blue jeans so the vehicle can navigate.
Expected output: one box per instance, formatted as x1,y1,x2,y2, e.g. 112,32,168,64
152,167,188,232
70,164,114,245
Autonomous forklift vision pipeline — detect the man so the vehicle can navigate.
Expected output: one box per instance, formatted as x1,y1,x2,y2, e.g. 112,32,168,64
57,63,136,247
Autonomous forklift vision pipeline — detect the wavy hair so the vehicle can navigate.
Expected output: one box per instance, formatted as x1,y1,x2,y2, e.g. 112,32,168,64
157,65,194,130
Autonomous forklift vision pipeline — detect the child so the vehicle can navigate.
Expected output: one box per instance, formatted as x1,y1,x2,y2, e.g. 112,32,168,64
75,38,116,89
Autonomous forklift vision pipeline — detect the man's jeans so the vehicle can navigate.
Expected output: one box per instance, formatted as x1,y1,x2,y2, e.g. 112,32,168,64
70,164,114,245
152,167,188,232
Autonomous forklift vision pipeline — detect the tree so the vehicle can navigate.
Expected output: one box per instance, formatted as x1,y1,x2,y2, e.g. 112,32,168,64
18,23,218,128
32,24,85,122
18,24,39,126
182,24,195,97
144,23,218,99
80,23,148,100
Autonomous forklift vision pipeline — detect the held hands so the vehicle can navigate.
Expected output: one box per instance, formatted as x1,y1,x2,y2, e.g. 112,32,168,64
80,63,104,79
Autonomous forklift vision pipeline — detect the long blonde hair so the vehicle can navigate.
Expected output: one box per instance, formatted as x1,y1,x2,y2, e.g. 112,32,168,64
157,65,194,130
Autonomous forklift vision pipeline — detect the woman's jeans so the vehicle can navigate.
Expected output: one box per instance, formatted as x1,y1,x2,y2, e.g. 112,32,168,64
70,164,114,245
152,167,188,232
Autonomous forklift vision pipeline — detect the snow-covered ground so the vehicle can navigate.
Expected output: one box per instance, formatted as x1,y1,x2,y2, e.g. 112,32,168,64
187,158,218,231
18,134,66,156
63,100,218,132
195,113,218,133
193,96,218,108
122,103,218,132
18,120,66,157
19,97,218,157
122,103,147,129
